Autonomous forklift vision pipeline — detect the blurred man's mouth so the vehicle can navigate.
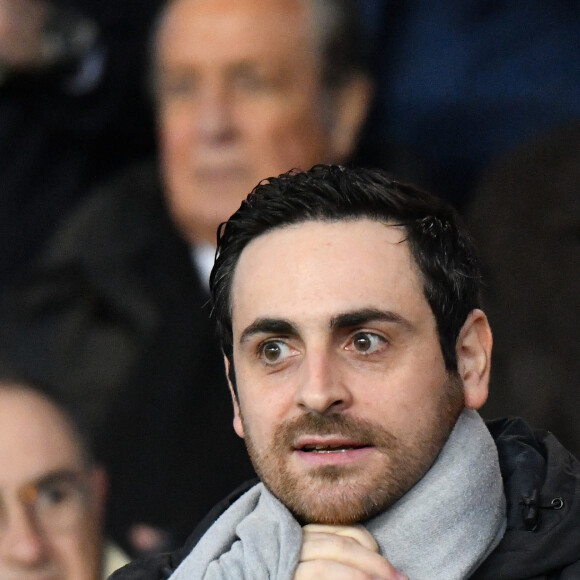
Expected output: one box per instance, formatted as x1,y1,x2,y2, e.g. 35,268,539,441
195,166,247,184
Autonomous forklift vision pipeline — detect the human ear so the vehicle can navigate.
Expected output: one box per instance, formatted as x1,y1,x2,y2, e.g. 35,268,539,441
224,355,245,439
89,466,108,527
456,309,492,410
328,74,373,162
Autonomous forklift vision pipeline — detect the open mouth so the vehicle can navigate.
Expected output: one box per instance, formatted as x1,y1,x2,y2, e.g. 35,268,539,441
300,443,367,454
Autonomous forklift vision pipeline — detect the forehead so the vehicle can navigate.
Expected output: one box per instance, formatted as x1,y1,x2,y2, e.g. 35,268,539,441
157,0,317,69
231,220,432,330
0,389,83,489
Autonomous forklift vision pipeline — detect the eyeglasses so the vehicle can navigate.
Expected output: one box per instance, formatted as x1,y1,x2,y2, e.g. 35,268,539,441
0,470,91,535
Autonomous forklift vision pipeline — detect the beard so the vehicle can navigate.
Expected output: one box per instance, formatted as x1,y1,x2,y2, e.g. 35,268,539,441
241,372,465,525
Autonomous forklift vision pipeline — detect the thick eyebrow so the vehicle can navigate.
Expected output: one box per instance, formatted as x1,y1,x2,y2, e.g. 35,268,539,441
239,318,298,344
330,308,414,332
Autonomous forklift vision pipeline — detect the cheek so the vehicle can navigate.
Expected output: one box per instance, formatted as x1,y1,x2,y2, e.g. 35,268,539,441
159,116,192,205
244,107,328,170
358,360,447,420
47,535,86,579
65,522,102,580
159,108,191,166
236,383,289,444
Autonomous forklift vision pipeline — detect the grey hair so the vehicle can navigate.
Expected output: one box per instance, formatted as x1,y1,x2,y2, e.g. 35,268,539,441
306,0,369,88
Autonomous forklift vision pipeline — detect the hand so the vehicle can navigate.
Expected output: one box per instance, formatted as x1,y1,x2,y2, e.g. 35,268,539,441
294,524,408,580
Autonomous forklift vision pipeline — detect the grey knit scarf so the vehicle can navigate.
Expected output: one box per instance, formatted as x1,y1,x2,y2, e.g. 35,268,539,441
171,409,506,579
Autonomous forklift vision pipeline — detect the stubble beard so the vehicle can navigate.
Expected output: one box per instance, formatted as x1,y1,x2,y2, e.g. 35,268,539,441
241,373,465,525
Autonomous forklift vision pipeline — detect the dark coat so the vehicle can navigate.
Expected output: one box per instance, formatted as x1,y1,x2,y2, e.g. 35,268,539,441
0,162,255,552
0,0,161,288
465,122,580,460
110,417,580,579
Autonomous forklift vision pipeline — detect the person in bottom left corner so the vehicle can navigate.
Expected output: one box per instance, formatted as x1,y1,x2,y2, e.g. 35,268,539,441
0,370,129,579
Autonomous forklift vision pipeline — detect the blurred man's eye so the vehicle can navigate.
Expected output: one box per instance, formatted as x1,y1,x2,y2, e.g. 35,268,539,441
37,481,75,505
235,71,267,91
5,473,90,533
160,74,197,100
231,65,279,94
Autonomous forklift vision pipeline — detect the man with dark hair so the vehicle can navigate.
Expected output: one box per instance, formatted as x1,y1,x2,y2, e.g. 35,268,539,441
113,165,580,578
0,374,129,579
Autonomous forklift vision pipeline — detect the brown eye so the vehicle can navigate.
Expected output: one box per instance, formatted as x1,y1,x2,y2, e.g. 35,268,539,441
259,340,293,365
263,342,281,361
354,334,372,352
350,332,386,354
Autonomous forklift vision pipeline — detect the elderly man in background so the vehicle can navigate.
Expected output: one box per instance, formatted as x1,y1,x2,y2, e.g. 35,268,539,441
0,0,372,555
0,374,128,579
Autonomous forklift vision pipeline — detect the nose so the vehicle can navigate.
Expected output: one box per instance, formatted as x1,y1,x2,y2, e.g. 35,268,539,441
294,348,352,414
195,80,237,144
0,503,47,567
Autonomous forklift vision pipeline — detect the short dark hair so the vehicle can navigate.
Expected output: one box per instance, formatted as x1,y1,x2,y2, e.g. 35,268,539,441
210,164,482,375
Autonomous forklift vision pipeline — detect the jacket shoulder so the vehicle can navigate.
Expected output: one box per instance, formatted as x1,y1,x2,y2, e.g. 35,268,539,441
108,553,175,580
107,479,259,579
475,417,580,578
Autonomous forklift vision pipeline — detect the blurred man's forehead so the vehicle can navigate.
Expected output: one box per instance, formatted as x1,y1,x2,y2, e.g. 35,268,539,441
159,0,310,39
156,0,316,62
0,387,85,488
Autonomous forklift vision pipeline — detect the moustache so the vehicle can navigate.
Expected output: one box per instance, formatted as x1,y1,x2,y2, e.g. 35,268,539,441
274,413,398,450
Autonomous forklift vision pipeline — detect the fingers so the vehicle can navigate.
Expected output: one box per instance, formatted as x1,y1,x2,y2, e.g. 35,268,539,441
296,525,407,580
302,524,379,552
295,559,401,580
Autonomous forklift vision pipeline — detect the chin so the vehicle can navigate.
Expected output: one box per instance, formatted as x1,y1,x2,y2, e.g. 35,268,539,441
270,472,404,526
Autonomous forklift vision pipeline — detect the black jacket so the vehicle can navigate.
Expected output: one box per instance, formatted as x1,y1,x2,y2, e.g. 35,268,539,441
0,0,161,289
110,417,580,579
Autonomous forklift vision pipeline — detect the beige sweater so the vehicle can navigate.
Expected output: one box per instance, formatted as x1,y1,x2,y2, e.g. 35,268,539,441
103,541,131,579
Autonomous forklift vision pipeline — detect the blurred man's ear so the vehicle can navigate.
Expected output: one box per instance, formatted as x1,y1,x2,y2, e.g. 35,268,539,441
456,309,493,410
90,465,108,525
225,355,245,439
328,74,373,162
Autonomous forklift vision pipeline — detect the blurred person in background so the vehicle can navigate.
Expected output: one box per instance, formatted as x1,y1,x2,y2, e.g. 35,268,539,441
0,372,129,579
0,0,373,555
357,1,580,208
465,121,580,459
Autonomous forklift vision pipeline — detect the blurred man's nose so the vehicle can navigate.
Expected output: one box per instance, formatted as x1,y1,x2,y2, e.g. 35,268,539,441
0,503,47,567
195,80,237,144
